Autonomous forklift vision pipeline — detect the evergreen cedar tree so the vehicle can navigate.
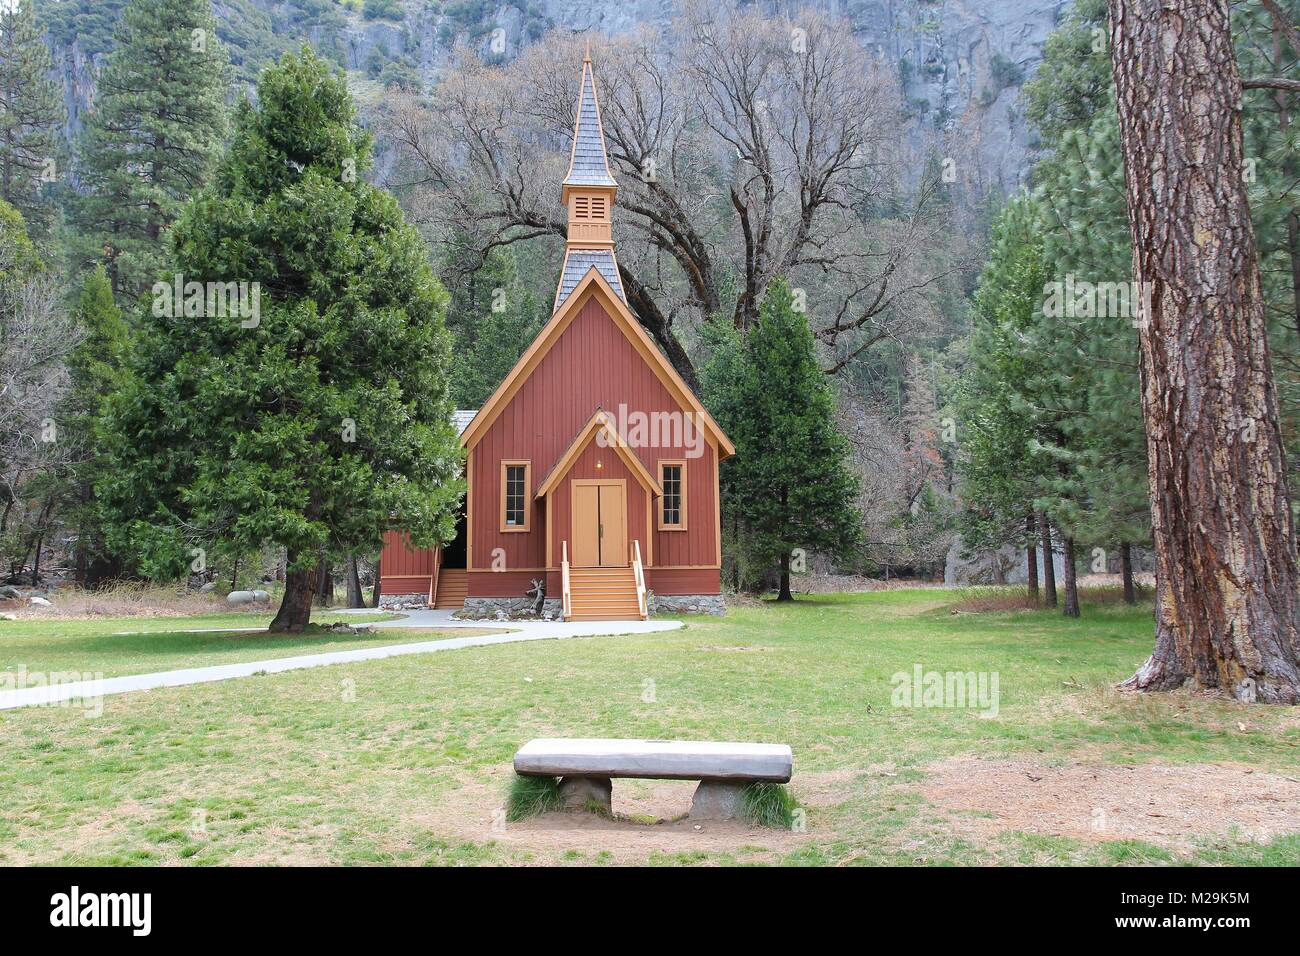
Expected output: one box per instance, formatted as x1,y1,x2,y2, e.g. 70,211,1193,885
65,265,132,585
97,48,462,632
712,278,862,600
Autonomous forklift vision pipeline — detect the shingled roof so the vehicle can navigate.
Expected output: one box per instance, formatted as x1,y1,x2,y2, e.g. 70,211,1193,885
554,249,625,312
563,56,617,189
451,409,478,436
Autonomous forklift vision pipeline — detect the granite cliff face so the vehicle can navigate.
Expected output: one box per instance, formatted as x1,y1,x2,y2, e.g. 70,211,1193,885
403,0,1067,194
46,0,1069,195
526,1,1068,193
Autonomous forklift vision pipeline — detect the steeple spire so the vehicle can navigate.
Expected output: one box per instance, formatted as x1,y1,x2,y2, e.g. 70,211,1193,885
563,52,618,195
555,48,625,311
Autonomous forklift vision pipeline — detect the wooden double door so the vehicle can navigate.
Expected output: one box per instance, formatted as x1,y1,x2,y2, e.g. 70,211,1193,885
570,480,627,567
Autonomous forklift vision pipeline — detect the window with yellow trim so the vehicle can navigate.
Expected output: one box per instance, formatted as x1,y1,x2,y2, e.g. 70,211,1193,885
501,461,530,531
659,461,686,530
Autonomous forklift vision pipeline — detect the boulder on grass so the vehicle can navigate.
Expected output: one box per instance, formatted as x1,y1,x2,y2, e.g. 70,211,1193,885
227,589,271,605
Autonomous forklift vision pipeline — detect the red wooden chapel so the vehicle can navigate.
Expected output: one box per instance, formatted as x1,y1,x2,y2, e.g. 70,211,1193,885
379,51,734,620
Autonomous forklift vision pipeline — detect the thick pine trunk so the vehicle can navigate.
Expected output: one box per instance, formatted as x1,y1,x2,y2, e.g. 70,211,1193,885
1061,537,1080,618
777,551,793,601
1109,0,1300,702
270,549,314,632
371,557,381,608
1120,542,1136,605
1039,514,1057,608
346,556,365,608
1274,23,1300,337
1025,511,1040,602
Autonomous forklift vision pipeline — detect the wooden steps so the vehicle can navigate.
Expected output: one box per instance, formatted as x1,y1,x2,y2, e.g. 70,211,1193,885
434,568,468,609
568,566,643,621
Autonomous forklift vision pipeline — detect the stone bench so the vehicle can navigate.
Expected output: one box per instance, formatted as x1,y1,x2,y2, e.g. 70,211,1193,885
513,738,793,820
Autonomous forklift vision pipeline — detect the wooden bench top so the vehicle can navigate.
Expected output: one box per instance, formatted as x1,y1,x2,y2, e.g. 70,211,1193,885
513,738,793,782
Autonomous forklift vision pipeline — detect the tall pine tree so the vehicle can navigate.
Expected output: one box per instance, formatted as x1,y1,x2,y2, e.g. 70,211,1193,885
724,279,861,601
0,0,63,238
1017,0,1151,607
955,193,1052,598
72,0,228,298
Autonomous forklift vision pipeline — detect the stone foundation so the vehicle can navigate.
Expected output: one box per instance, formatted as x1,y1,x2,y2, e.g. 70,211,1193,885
459,596,562,620
378,593,429,610
420,592,724,618
647,592,727,616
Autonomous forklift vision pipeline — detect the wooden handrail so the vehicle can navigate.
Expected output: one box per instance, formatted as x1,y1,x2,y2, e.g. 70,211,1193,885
429,546,440,606
561,540,572,620
632,540,647,619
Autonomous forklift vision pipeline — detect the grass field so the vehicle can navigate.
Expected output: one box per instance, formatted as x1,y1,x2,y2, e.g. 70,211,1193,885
0,612,406,678
1,590,1297,866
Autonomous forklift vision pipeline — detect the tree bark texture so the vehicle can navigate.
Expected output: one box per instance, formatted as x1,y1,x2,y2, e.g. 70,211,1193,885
314,556,332,607
1061,537,1080,618
777,551,793,601
1026,511,1040,601
1040,514,1058,608
1121,541,1137,605
346,556,365,609
270,548,315,632
1109,0,1300,701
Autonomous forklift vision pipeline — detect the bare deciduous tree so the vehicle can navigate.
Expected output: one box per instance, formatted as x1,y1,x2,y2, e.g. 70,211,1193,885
0,275,76,581
378,1,949,385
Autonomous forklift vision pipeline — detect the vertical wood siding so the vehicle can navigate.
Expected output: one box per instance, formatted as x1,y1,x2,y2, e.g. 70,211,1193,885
469,294,720,572
378,530,437,593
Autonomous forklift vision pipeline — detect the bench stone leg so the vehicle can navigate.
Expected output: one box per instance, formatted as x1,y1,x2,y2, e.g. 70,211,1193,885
558,775,612,814
690,780,748,820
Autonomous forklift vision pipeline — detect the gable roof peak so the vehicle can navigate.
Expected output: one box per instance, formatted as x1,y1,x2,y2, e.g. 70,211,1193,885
461,266,736,460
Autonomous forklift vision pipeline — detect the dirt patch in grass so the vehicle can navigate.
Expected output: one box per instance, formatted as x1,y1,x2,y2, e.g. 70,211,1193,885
921,757,1300,849
422,770,829,864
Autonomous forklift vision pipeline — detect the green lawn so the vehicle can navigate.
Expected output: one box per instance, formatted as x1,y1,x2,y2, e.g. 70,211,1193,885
1,590,1296,866
0,611,418,678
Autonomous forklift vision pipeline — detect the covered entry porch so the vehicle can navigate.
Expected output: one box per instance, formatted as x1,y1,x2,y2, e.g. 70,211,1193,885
537,410,659,620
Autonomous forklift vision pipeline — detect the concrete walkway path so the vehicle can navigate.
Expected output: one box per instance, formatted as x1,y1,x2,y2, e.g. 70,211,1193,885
0,611,682,711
